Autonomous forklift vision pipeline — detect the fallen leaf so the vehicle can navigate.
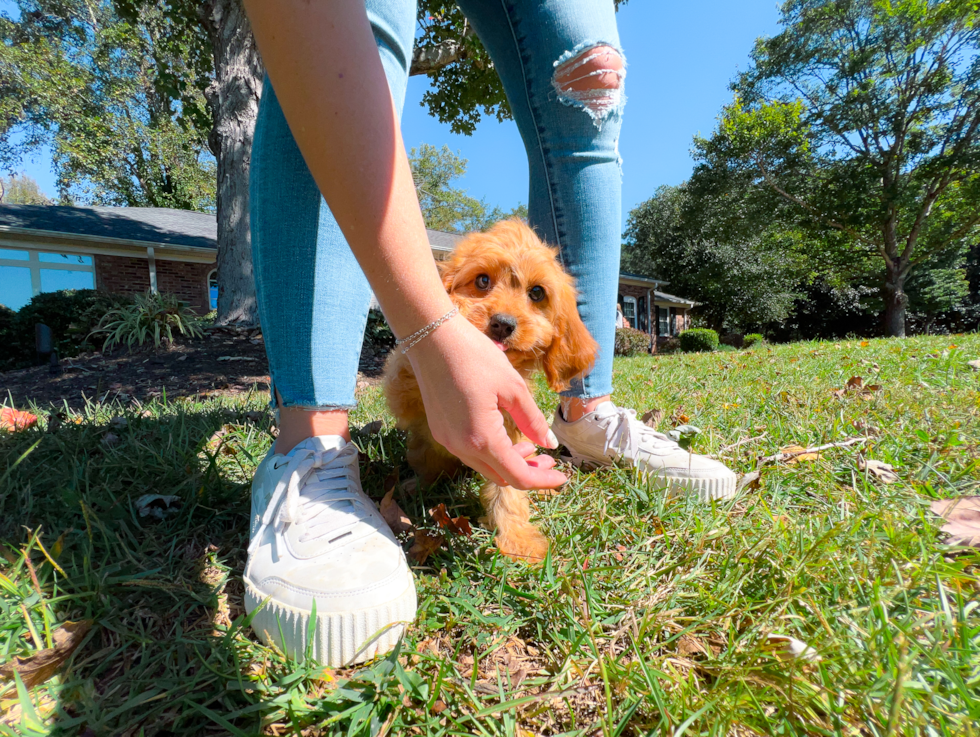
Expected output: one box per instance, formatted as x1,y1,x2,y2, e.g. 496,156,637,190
0,408,38,432
641,409,664,428
379,489,414,535
846,376,863,390
677,635,710,658
0,620,92,689
858,458,899,484
431,700,448,715
780,445,820,463
967,359,980,371
860,340,869,347
135,494,182,520
408,530,445,564
763,633,820,662
930,497,980,549
429,504,473,537
359,420,383,436
736,471,762,493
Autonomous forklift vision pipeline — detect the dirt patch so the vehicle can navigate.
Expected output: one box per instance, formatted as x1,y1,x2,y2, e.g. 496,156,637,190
0,327,390,410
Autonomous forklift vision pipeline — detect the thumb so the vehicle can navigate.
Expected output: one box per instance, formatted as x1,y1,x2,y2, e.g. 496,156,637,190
499,380,558,450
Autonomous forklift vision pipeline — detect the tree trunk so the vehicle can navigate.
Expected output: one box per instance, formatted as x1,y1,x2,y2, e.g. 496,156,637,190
883,260,908,338
203,0,263,326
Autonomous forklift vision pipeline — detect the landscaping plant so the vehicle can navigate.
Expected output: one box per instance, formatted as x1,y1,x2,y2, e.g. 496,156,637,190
743,332,765,348
613,326,650,356
91,291,204,351
679,327,720,352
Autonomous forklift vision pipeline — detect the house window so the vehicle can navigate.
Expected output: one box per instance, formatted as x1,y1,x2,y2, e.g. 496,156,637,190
208,269,218,311
0,248,95,311
622,296,636,327
637,295,647,332
657,307,670,336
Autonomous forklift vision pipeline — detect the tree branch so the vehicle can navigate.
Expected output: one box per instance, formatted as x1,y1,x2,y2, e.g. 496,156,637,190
409,25,476,76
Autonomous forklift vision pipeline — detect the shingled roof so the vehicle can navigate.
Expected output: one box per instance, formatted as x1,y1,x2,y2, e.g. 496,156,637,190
0,204,465,254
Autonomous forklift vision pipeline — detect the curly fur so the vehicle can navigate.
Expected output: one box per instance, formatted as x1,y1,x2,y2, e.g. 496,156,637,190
383,219,598,562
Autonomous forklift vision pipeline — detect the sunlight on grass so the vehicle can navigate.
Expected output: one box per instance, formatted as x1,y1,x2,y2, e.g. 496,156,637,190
0,335,978,735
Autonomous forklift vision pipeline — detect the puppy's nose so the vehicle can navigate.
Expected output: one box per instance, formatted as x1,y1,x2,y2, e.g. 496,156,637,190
488,313,517,341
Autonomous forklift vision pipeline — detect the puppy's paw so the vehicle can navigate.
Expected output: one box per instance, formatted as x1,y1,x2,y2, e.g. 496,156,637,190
496,525,549,564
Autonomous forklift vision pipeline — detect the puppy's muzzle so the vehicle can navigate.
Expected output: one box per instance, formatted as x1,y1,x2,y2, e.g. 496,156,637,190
488,313,518,342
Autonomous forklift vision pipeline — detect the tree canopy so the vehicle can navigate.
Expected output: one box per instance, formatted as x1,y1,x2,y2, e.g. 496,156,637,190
692,0,980,336
0,172,49,204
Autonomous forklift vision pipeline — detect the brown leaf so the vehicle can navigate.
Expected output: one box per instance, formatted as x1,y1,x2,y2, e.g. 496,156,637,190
677,635,710,658
429,504,473,537
641,409,664,428
379,489,414,535
431,700,448,715
736,470,762,493
858,458,899,484
846,376,864,391
780,445,820,464
930,497,980,549
408,530,445,564
0,620,92,689
360,420,383,436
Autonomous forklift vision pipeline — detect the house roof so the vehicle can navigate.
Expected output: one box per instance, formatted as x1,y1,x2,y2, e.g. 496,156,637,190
0,204,462,255
619,271,665,287
0,204,218,250
654,290,696,307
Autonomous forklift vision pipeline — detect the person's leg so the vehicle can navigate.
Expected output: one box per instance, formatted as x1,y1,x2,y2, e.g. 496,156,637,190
457,0,736,497
454,0,624,408
252,6,416,452
246,0,420,668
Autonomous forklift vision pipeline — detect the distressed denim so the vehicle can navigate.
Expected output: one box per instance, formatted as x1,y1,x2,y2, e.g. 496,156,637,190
251,0,624,409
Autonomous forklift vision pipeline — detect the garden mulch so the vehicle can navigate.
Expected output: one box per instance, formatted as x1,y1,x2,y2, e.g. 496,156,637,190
0,326,390,410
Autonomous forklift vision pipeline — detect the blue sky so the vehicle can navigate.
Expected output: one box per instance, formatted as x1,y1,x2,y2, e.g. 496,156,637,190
13,0,782,229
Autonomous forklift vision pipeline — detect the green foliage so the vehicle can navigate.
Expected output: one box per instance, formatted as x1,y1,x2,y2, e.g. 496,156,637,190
0,290,133,368
613,327,649,356
91,291,203,351
657,336,681,354
743,333,765,348
0,172,50,204
679,328,719,353
364,309,396,352
622,184,809,332
410,144,525,233
0,0,215,209
692,0,980,335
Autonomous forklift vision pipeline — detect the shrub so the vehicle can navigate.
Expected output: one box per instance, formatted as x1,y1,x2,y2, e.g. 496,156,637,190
615,327,650,356
657,336,681,354
679,328,719,353
743,333,765,348
363,309,395,352
91,291,203,351
0,290,133,369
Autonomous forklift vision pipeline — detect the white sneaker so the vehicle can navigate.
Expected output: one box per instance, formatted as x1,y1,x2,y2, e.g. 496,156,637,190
552,402,737,500
244,436,417,667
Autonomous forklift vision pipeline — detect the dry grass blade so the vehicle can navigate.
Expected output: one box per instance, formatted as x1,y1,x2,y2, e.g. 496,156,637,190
929,497,980,549
0,620,92,689
760,437,867,465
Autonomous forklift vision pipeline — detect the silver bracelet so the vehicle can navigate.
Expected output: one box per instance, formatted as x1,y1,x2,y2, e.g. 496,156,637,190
395,307,459,354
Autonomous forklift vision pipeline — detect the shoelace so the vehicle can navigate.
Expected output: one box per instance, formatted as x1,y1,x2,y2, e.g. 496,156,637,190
247,443,365,555
600,407,681,461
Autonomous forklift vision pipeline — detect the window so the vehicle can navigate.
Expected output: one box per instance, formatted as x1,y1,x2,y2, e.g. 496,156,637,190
622,296,636,327
0,249,96,310
208,270,218,310
657,307,670,336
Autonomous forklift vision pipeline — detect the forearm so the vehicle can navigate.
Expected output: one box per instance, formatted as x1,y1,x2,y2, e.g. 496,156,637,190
243,0,453,337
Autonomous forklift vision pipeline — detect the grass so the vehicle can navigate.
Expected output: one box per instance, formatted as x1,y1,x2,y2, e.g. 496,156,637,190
0,334,978,736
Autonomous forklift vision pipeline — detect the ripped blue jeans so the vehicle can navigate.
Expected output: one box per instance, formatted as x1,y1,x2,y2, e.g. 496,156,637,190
250,0,624,409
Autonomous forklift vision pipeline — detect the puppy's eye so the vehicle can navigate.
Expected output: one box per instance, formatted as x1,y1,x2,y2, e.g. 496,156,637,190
529,286,546,302
475,274,491,291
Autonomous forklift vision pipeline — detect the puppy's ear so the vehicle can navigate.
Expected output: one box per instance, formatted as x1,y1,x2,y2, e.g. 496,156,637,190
543,283,599,392
437,258,457,291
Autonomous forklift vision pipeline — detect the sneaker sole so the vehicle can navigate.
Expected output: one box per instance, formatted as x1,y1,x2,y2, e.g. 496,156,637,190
244,577,417,668
565,451,737,501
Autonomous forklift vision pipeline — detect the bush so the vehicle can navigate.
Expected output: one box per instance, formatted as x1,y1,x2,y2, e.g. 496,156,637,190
679,328,719,353
0,290,133,369
91,291,203,351
614,327,650,356
743,333,765,348
363,309,395,352
657,336,681,354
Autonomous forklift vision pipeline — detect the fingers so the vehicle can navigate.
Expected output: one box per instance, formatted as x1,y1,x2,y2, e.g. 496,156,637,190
485,437,567,490
498,381,558,450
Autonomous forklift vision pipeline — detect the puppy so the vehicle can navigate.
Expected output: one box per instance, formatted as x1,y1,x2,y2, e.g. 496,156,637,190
384,219,597,561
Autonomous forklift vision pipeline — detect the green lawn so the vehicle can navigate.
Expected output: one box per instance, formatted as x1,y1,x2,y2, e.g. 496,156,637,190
0,335,978,736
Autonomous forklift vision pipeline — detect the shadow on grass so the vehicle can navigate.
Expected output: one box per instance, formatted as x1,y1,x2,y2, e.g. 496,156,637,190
0,400,469,735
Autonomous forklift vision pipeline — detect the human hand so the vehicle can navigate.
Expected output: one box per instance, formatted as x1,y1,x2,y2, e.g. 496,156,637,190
406,315,568,490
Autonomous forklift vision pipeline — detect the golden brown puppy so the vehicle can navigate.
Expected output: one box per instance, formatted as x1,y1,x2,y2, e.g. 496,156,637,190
384,219,597,562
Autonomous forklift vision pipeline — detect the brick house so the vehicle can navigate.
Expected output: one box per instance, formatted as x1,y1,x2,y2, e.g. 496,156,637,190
618,272,697,351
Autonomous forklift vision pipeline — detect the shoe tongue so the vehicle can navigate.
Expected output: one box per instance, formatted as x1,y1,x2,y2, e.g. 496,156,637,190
287,435,349,457
590,401,619,419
